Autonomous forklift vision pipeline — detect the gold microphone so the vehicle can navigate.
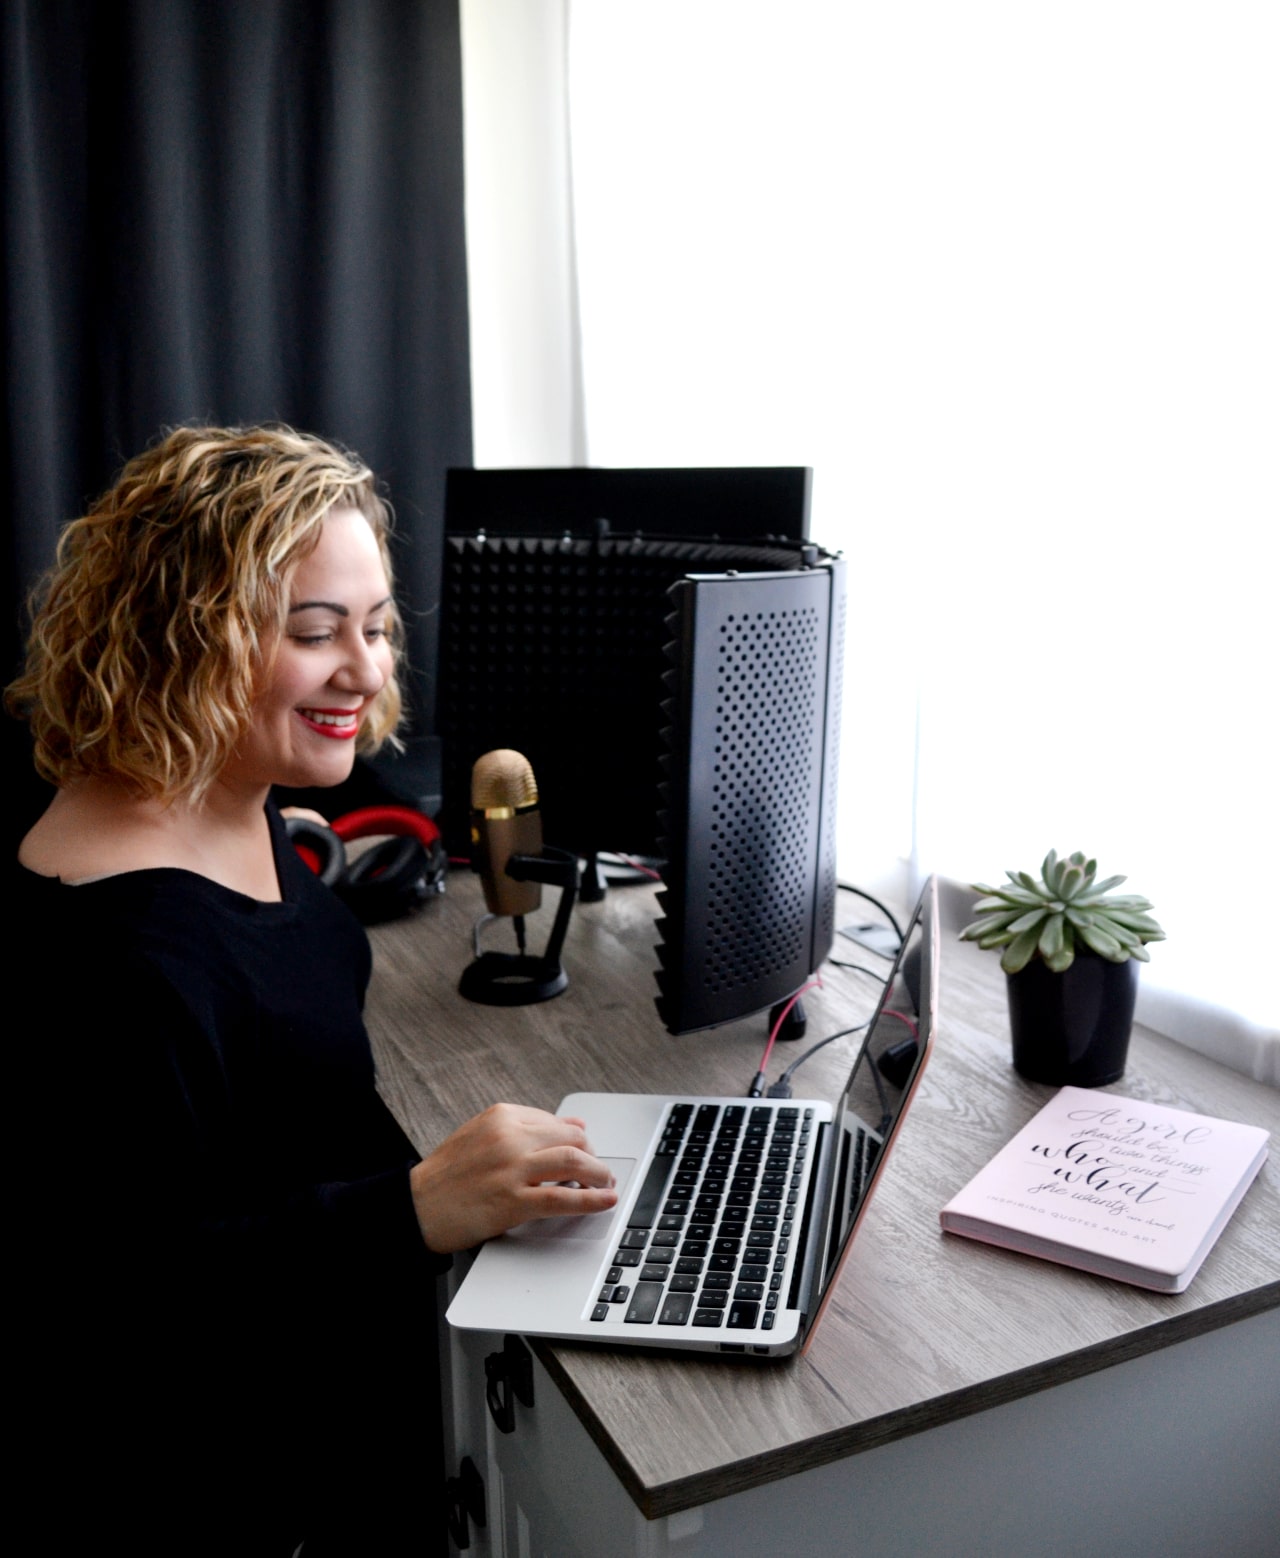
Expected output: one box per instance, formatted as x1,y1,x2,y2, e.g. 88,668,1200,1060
470,749,543,920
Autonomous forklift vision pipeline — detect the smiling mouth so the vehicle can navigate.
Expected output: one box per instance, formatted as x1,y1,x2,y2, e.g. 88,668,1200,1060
297,706,361,738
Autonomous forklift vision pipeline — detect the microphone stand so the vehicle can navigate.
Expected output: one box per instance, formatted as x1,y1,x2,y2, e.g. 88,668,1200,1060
459,846,580,1005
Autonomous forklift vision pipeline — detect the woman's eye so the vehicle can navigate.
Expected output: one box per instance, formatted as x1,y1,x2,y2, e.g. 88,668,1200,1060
365,626,388,643
291,632,333,647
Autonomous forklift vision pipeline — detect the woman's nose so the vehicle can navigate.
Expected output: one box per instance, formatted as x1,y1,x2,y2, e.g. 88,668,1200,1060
333,632,388,696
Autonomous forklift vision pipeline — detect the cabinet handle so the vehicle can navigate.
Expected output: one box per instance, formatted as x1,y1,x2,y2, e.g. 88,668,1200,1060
484,1334,534,1433
445,1455,486,1550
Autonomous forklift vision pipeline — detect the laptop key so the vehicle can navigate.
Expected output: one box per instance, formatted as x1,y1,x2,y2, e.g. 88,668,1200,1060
727,1301,760,1329
591,1304,609,1321
692,1310,724,1327
627,1150,680,1229
624,1282,665,1324
659,1293,694,1325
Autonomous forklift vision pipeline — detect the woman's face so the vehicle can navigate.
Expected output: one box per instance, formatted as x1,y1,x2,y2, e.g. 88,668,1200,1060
221,505,395,795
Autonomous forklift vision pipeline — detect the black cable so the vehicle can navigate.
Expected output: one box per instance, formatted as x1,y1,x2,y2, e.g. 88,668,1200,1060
826,957,889,982
836,882,905,944
765,1020,871,1097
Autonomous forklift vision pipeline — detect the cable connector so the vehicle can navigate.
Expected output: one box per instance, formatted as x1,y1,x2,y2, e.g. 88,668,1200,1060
747,1070,767,1099
766,1080,793,1099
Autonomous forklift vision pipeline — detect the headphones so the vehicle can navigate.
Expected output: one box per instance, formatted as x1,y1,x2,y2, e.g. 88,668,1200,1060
286,805,447,924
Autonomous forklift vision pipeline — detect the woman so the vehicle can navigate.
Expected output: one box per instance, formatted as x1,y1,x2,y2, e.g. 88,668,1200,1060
9,425,616,1555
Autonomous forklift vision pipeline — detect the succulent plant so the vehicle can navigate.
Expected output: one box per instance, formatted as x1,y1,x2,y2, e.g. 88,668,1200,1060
959,849,1165,974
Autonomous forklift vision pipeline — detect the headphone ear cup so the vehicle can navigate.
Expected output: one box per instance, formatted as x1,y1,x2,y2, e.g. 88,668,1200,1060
338,835,434,925
285,817,347,888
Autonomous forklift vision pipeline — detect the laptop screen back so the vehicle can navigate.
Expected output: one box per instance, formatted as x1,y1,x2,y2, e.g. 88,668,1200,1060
804,881,938,1345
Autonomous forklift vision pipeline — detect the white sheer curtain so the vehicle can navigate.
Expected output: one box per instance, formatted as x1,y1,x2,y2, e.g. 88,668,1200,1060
563,2,1278,1060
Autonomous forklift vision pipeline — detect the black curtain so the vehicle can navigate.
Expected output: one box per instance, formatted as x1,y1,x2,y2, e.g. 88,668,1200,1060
2,0,472,738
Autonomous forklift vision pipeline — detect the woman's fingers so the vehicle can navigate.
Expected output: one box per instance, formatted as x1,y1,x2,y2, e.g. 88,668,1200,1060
409,1103,618,1254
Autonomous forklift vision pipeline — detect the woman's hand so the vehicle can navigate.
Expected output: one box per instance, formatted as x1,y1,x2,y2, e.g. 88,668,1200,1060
409,1103,618,1254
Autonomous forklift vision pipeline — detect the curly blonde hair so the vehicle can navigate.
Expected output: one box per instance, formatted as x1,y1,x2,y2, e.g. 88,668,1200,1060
7,424,402,802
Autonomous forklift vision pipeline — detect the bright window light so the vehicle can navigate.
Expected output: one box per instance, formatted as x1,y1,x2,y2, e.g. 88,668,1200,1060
565,2,1279,1042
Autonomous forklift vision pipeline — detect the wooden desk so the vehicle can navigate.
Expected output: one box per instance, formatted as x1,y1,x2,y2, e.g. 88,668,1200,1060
366,874,1280,1556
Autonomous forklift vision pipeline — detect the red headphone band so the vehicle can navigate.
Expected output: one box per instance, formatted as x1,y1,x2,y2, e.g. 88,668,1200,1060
330,805,442,850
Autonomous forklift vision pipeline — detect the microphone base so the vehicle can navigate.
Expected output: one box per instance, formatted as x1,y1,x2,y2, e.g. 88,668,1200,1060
459,952,569,1006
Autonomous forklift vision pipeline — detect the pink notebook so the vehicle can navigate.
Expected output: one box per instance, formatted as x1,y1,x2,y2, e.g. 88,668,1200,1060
940,1086,1269,1293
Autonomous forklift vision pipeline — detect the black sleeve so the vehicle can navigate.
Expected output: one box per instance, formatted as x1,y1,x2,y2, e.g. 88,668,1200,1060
49,944,448,1292
22,919,449,1552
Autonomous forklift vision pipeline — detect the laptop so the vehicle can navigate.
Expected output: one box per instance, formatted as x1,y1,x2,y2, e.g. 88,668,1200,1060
447,877,938,1357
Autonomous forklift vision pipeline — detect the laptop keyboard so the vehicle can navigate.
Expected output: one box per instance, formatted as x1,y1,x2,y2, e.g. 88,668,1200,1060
589,1102,812,1332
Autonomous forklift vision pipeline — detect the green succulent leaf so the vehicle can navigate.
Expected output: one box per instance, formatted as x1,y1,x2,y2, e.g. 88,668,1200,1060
1072,875,1127,902
973,885,1044,908
1100,909,1162,931
1057,863,1086,900
1038,913,1065,963
1000,926,1042,973
1097,919,1142,949
960,913,1016,942
1006,908,1049,934
1077,920,1126,960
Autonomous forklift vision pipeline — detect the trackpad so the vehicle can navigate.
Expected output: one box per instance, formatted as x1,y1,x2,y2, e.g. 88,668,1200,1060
506,1157,636,1242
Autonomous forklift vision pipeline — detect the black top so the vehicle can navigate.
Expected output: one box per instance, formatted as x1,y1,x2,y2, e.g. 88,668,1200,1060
15,803,447,1554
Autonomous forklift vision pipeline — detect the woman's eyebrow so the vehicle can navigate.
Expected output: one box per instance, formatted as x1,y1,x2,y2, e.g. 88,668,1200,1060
288,595,393,616
289,599,348,616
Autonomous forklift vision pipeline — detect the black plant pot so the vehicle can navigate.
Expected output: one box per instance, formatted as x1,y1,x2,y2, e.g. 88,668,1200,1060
1006,951,1139,1088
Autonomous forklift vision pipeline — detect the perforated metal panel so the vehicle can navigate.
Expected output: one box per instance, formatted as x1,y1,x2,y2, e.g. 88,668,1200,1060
437,534,812,859
655,562,844,1034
